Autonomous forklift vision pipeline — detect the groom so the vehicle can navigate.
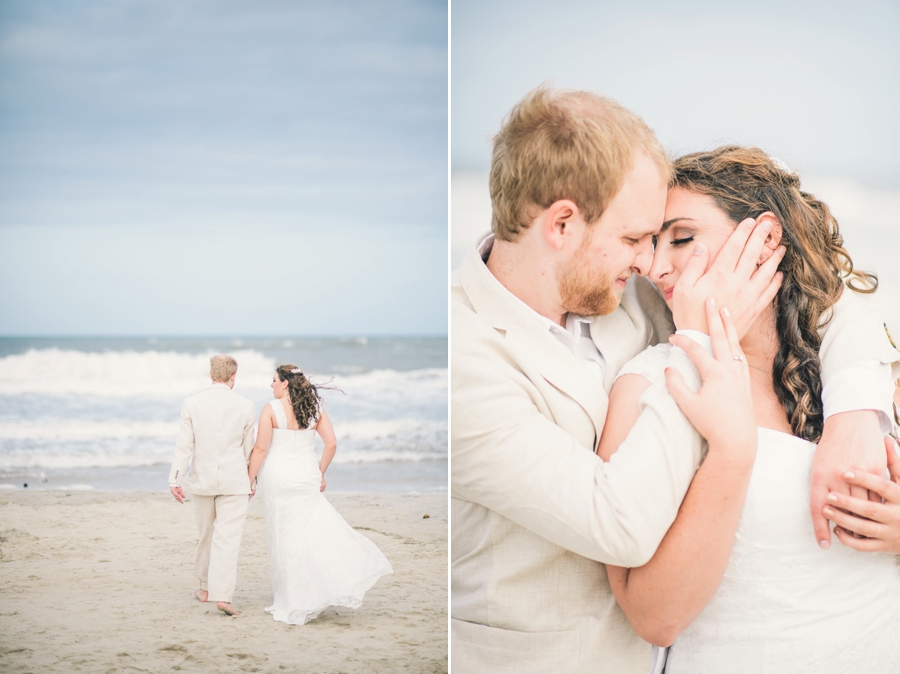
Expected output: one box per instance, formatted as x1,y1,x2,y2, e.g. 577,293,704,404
169,354,256,616
451,86,896,673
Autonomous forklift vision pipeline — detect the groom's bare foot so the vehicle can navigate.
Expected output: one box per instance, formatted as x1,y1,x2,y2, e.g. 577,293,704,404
217,602,240,617
194,589,208,602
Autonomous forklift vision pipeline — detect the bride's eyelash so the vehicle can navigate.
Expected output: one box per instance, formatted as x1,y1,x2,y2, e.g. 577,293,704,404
671,236,695,246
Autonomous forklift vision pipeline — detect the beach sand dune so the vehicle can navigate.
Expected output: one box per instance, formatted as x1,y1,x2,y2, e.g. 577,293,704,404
0,491,447,673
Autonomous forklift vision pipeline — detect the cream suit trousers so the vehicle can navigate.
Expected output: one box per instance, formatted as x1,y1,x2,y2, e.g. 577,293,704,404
192,494,249,603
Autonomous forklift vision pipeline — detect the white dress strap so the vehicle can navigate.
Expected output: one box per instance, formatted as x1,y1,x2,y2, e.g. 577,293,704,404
269,399,288,430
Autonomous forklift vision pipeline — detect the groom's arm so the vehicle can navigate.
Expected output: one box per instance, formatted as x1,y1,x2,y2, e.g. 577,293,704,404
453,332,712,568
168,401,194,496
811,287,900,546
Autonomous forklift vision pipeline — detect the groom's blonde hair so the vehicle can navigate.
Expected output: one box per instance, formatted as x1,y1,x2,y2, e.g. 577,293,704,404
489,85,670,241
210,355,238,382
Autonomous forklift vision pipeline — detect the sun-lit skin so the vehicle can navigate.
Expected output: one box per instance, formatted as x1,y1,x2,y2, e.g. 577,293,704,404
486,151,668,325
561,152,668,315
649,187,740,305
271,373,289,401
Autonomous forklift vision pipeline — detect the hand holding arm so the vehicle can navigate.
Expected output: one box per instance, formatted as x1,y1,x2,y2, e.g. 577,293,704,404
823,437,900,553
247,407,274,498
606,301,758,646
808,410,885,548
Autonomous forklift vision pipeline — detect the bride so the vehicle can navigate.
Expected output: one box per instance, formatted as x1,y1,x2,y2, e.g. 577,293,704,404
597,146,900,672
247,364,392,625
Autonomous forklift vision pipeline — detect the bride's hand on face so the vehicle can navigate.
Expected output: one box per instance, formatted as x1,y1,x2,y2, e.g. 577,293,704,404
823,437,900,554
671,215,784,338
665,298,757,456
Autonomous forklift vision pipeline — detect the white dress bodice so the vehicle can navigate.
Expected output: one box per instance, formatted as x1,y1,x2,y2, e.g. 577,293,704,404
619,344,900,673
257,398,392,625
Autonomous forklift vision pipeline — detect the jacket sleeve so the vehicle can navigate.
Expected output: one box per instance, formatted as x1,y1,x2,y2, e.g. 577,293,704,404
242,401,256,465
168,401,194,486
452,335,704,568
819,285,900,378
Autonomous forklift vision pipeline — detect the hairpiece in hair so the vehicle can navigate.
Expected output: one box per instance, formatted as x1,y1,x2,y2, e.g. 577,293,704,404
290,368,303,374
770,156,793,175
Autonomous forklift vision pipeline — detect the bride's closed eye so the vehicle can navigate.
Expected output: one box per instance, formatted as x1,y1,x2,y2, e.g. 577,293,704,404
671,235,695,246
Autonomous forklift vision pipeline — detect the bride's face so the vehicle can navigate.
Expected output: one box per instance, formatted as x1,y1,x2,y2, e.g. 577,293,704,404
271,374,289,399
649,187,736,306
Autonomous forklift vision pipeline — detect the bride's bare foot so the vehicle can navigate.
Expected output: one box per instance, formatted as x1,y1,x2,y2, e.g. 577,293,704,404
217,602,240,617
194,589,208,602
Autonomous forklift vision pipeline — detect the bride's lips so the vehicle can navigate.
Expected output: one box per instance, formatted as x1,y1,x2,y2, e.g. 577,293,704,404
664,286,674,301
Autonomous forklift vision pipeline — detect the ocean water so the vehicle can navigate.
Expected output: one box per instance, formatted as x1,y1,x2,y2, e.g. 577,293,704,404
0,337,447,493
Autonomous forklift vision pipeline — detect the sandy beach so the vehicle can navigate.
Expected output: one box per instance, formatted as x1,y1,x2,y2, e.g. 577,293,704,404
0,490,447,673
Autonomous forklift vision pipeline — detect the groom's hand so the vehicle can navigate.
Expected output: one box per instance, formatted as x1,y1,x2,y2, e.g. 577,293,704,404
671,217,784,338
809,410,886,549
170,486,185,504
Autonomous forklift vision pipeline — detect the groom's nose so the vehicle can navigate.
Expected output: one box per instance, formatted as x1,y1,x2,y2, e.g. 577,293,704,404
631,237,654,276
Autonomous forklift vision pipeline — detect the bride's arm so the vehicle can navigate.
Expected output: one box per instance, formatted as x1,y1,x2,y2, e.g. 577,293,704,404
247,407,275,491
601,308,757,647
316,410,337,486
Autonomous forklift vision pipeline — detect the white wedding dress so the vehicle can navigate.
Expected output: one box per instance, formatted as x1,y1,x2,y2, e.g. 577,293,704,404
619,345,900,674
257,400,393,625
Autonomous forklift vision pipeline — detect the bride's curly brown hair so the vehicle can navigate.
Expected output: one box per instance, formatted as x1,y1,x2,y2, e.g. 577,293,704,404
275,364,327,430
671,146,877,443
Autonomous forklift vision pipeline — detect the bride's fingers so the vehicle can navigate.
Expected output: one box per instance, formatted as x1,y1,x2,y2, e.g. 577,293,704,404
705,299,731,361
823,503,883,538
887,437,900,486
825,490,891,524
664,366,700,419
839,464,900,504
833,526,887,552
668,334,715,380
719,307,745,363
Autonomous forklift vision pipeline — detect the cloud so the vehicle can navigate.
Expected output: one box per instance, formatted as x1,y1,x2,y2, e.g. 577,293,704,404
0,0,448,335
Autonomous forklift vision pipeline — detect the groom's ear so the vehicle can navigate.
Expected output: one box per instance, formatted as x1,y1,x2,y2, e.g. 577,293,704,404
755,212,783,265
542,199,581,251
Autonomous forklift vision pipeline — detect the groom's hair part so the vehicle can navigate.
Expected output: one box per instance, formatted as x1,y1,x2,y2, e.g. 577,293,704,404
210,355,238,382
489,85,670,242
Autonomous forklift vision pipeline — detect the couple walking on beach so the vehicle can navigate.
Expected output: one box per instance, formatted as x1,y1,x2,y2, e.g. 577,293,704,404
168,355,392,622
451,87,900,673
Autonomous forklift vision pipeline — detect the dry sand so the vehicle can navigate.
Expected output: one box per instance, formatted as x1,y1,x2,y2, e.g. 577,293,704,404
0,490,447,673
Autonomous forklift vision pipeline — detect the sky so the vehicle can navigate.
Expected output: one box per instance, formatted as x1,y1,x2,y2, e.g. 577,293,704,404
0,0,448,336
450,0,900,329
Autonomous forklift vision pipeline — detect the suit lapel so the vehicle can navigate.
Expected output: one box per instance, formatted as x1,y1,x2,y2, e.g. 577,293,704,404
590,307,640,392
460,244,608,445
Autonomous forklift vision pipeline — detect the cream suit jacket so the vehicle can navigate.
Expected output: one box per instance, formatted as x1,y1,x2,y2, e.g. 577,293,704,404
451,241,900,674
168,383,256,496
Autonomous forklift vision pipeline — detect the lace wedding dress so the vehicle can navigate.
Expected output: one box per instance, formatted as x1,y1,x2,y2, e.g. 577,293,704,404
257,400,393,625
620,345,900,674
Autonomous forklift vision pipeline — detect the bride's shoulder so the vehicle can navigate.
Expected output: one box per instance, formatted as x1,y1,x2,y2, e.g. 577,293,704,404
616,342,671,384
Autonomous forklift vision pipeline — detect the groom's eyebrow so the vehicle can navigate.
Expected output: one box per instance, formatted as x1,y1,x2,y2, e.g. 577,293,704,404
660,217,695,232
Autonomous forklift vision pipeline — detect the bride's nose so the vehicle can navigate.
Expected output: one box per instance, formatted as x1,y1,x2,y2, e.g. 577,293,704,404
649,249,672,286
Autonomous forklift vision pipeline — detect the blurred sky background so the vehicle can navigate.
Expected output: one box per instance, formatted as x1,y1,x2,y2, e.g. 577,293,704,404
0,0,447,336
451,0,900,331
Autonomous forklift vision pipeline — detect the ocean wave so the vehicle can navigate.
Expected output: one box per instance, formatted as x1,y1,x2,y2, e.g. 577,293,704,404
0,348,447,399
0,421,182,441
0,442,445,470
0,348,278,397
0,417,444,443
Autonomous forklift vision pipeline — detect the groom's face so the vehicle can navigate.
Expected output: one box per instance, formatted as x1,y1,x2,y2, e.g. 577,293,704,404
558,152,667,316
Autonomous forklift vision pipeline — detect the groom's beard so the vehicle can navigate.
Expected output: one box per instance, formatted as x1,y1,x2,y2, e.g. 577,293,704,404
557,243,622,317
